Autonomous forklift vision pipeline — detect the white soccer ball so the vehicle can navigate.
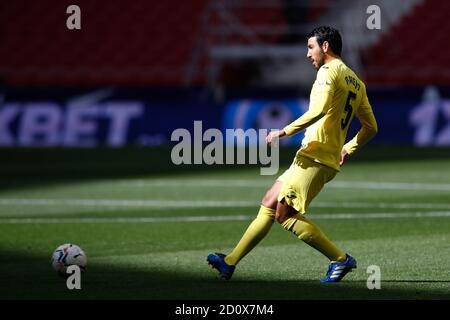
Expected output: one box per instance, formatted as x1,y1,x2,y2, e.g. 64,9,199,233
51,243,87,275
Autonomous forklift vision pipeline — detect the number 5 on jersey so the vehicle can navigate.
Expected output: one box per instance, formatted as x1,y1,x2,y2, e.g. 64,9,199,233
341,91,356,129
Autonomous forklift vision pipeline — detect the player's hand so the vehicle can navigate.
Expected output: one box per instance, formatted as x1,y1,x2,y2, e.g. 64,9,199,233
340,148,349,166
266,130,286,145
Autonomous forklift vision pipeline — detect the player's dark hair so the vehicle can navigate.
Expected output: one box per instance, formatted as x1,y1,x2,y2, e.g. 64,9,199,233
307,26,342,56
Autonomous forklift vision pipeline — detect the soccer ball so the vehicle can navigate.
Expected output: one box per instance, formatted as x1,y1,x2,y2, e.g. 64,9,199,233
51,243,87,276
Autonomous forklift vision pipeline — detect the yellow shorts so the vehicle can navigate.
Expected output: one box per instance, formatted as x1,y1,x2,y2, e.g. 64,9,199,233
277,155,337,214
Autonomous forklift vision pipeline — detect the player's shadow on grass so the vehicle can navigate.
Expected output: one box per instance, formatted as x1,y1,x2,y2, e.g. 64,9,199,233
0,249,448,300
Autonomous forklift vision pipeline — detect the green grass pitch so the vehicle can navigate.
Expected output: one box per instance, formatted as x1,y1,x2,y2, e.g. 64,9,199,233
0,147,449,300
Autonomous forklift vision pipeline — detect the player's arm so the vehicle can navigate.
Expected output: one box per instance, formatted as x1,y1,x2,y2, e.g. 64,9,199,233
265,99,331,145
341,89,378,165
266,67,334,145
265,104,328,144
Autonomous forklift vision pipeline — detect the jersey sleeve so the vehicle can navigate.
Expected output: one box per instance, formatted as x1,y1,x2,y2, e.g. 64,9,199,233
343,86,378,155
283,66,336,136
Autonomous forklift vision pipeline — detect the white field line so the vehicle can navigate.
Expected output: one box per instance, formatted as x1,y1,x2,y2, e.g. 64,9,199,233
112,179,450,191
330,181,450,191
0,211,450,224
0,199,257,207
0,198,450,210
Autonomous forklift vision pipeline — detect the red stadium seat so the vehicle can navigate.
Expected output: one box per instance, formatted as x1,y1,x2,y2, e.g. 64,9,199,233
363,0,450,86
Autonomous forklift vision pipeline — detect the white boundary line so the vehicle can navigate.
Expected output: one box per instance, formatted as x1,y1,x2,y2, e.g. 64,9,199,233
0,199,257,207
1,198,450,210
110,179,450,191
0,211,449,224
330,181,450,191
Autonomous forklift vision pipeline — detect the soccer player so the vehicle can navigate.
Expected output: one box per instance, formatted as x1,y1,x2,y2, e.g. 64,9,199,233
207,26,378,282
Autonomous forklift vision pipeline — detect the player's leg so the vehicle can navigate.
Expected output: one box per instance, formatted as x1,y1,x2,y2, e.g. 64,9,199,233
207,181,281,279
276,201,346,263
278,201,357,283
277,197,357,283
276,156,356,282
276,156,347,263
224,180,281,266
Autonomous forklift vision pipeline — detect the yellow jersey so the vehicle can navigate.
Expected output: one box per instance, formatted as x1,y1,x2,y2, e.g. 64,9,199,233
283,58,378,171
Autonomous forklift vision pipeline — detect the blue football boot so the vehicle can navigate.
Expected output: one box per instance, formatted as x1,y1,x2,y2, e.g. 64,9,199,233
320,254,357,283
207,253,235,280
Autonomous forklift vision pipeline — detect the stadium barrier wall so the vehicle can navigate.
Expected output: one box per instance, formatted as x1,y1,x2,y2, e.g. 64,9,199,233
0,86,449,147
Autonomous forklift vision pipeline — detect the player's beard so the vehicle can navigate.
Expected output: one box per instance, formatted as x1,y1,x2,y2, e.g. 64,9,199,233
315,49,325,70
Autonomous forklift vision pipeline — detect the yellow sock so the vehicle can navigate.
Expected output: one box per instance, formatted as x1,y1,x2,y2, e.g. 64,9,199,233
225,205,275,266
281,214,346,262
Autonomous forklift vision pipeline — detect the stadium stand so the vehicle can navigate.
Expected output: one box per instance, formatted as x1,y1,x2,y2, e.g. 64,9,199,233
0,0,208,86
362,0,450,85
0,0,330,87
1,0,443,87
